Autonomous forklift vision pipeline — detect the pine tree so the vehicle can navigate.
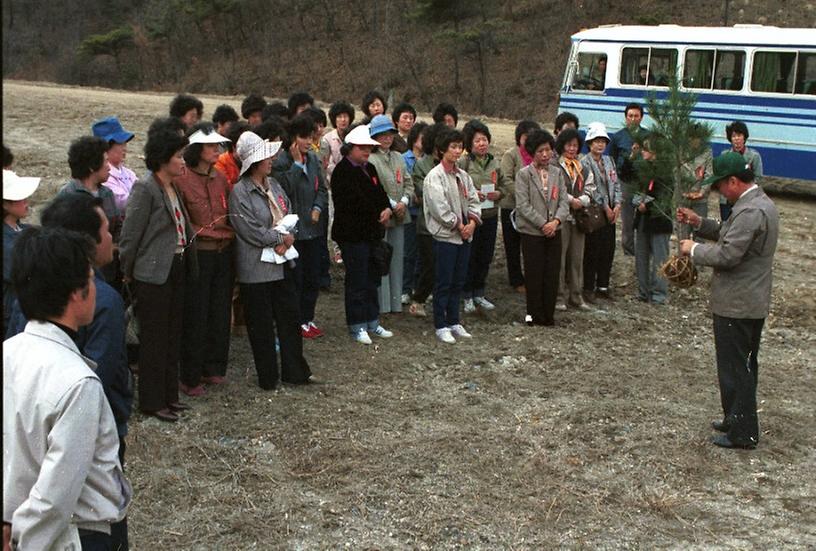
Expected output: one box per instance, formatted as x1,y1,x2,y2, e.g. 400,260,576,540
628,72,714,250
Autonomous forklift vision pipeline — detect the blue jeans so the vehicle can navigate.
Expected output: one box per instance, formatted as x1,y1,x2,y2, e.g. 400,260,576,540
339,241,381,333
634,228,669,303
464,216,498,298
432,240,471,329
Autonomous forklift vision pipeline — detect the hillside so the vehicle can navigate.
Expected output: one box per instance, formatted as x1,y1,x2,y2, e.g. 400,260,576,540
2,0,809,119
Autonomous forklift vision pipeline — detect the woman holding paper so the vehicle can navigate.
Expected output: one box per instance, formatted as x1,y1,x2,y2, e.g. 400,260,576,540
458,120,502,314
229,131,313,389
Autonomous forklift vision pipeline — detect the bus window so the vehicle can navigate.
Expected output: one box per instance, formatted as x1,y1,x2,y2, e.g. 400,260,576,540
572,52,607,91
621,47,677,86
795,52,816,95
713,51,745,91
752,51,797,93
684,50,714,88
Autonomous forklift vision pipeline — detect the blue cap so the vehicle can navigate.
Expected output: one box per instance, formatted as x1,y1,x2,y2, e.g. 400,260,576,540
92,116,135,144
369,114,397,138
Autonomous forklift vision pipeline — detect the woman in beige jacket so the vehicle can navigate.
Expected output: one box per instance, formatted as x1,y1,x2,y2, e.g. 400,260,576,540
514,130,569,326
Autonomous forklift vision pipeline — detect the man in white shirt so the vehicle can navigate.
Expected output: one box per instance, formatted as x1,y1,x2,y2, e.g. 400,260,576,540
3,228,131,549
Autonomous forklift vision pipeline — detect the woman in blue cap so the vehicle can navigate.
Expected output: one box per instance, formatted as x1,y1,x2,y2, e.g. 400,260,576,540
368,114,413,314
92,116,137,214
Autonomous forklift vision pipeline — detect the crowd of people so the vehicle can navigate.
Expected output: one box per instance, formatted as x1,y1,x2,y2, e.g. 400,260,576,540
3,87,776,549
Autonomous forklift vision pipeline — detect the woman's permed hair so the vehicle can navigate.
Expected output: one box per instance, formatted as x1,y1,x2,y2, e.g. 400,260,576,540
144,127,188,172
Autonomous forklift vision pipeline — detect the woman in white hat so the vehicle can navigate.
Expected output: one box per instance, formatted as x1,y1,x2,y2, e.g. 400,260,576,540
229,132,313,388
368,114,413,315
175,123,234,396
3,168,40,332
580,122,621,302
330,124,395,345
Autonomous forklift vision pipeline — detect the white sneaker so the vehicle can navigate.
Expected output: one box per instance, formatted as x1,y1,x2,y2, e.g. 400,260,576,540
401,293,411,305
371,325,393,338
354,329,372,345
473,296,495,311
555,302,567,311
436,327,456,344
449,324,472,338
463,298,476,314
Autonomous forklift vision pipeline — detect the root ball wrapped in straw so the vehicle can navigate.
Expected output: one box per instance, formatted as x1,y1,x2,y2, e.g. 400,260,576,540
660,254,698,288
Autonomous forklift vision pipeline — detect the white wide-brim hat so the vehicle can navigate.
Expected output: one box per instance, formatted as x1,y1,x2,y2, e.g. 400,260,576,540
344,124,380,146
585,122,610,143
236,132,282,177
3,169,41,201
188,129,231,145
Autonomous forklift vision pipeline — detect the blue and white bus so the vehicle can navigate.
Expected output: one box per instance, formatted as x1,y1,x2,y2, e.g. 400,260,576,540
558,25,816,180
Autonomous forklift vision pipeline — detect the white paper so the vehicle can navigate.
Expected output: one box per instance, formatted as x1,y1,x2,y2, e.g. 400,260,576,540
480,184,495,209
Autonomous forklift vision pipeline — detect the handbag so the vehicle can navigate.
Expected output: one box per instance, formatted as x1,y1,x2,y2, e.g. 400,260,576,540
573,200,607,234
370,240,394,277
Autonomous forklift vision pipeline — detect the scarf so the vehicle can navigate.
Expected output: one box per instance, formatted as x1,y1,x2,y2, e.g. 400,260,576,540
256,179,286,225
519,145,533,167
561,156,584,193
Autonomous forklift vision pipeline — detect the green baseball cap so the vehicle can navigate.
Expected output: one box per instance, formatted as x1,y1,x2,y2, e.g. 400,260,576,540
703,151,751,189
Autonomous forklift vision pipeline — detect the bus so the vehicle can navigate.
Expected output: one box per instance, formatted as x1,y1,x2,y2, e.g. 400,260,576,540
558,25,816,180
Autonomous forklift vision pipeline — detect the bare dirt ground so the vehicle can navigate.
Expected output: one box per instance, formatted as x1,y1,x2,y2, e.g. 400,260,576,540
4,80,815,549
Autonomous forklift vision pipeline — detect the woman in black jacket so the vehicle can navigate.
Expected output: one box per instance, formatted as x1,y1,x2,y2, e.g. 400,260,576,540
331,124,394,345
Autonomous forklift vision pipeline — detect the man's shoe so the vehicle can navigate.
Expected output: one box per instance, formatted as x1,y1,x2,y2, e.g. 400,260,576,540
711,420,730,433
301,324,315,338
584,290,597,304
525,314,534,327
555,302,567,311
167,401,191,412
371,325,394,338
308,322,324,338
436,327,456,344
596,287,613,300
574,302,592,312
514,285,526,294
354,329,372,345
711,434,756,450
401,293,411,305
463,298,477,314
449,324,472,339
473,296,495,311
202,375,226,385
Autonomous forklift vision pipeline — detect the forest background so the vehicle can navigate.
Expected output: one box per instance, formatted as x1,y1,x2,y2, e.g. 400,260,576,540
2,0,808,120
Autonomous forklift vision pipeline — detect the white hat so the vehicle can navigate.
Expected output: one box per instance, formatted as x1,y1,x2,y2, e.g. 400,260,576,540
344,124,380,146
3,170,41,201
188,129,231,145
585,122,610,143
236,132,282,177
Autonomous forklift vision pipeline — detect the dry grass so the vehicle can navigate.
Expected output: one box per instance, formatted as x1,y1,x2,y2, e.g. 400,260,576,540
3,80,816,549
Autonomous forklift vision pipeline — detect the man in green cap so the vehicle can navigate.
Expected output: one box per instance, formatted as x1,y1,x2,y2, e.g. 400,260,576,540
676,151,779,450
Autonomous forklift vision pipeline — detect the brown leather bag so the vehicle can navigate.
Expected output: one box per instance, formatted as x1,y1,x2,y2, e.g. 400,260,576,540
573,200,607,234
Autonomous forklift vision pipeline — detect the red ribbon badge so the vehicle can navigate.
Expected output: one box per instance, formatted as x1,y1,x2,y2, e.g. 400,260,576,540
551,185,558,201
648,179,654,192
491,171,497,184
277,195,288,214
372,176,379,186
314,175,319,192
396,168,402,184
220,193,227,210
